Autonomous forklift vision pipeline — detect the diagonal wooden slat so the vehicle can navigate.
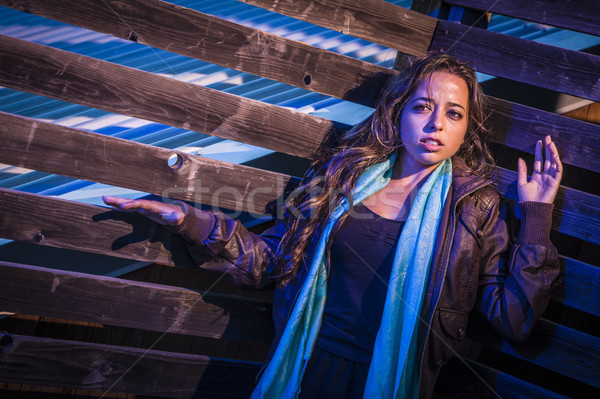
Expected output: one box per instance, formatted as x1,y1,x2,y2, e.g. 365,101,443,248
0,34,333,159
0,261,274,342
239,0,437,55
0,112,299,215
430,20,600,102
0,0,393,107
0,333,260,398
486,97,600,174
468,318,600,388
445,0,600,36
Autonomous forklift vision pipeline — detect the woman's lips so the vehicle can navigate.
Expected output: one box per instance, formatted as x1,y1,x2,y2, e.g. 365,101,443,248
420,138,442,151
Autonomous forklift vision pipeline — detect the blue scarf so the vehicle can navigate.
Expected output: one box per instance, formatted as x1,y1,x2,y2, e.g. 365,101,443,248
252,155,452,399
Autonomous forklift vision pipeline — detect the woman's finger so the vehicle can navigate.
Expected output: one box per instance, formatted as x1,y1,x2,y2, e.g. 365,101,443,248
544,135,552,172
102,196,131,207
533,140,543,174
549,140,563,176
517,158,528,186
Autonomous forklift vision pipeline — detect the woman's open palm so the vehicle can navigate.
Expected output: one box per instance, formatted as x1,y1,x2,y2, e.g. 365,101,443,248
517,135,563,204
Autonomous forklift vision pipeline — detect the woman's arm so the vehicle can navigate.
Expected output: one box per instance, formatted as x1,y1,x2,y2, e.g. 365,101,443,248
477,198,560,342
477,135,562,342
102,196,283,289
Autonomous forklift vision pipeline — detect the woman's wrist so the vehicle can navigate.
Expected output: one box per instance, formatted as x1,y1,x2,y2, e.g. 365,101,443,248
518,201,554,246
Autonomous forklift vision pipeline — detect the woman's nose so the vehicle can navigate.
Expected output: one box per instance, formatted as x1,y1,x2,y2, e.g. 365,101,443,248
428,111,443,131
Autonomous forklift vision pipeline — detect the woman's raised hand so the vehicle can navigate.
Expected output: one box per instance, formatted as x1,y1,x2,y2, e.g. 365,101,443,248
102,196,185,226
517,135,563,204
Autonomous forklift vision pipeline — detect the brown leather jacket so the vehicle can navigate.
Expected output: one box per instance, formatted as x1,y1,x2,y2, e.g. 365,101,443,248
171,157,560,398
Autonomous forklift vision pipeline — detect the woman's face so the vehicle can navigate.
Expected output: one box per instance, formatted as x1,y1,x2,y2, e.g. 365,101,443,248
399,71,469,174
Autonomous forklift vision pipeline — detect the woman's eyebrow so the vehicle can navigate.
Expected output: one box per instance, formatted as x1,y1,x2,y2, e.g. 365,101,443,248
413,96,466,110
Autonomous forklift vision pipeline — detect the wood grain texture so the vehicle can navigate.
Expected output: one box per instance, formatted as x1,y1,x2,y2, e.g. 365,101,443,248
555,257,600,318
0,333,259,398
445,0,600,36
0,0,392,107
0,261,274,343
0,188,598,314
0,35,333,159
0,188,197,267
0,112,299,214
240,0,437,55
469,318,600,388
487,97,600,174
430,20,600,102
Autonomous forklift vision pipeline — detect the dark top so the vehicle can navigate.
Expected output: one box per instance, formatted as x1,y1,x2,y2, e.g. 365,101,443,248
316,203,405,364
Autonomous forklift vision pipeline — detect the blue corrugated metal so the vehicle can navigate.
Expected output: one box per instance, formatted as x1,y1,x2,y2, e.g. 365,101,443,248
0,0,597,272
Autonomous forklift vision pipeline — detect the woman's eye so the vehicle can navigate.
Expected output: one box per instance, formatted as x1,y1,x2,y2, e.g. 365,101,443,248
415,104,430,111
448,110,463,120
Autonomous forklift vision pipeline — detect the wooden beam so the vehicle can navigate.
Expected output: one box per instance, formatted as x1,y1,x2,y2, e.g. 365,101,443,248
0,333,259,398
445,0,600,36
0,188,197,267
239,0,438,55
1,187,598,303
0,261,274,343
486,97,600,174
0,112,299,214
429,20,600,102
0,0,392,108
555,256,600,318
0,34,333,159
469,318,600,388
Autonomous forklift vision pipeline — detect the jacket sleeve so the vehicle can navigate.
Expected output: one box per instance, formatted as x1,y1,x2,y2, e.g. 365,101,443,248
476,198,560,343
166,202,285,290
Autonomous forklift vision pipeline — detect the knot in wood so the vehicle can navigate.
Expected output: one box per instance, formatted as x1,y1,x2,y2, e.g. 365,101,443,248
100,362,113,375
127,31,139,42
33,232,45,243
0,333,13,348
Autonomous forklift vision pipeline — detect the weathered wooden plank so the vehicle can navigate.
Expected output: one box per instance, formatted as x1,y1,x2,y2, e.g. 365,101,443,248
470,318,600,388
0,34,332,159
1,187,598,305
436,358,569,399
486,97,600,174
556,257,600,318
239,0,437,55
445,0,600,36
492,167,600,245
0,188,203,268
240,1,600,102
0,333,259,398
430,20,600,102
0,0,392,108
0,261,274,343
0,112,299,214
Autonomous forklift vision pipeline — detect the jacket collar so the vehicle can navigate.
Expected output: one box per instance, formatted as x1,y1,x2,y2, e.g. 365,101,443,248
450,156,490,202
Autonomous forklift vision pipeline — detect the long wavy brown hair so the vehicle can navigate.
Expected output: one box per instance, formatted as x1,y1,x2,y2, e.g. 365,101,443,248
276,52,494,285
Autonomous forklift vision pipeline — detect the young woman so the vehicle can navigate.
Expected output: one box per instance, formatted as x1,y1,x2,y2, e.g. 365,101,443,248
104,53,562,398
